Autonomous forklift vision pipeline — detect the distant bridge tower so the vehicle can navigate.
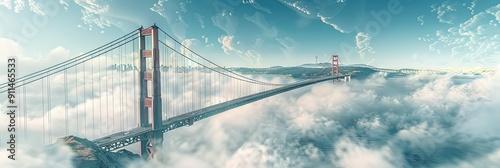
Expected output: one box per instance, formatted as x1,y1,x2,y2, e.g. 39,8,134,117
332,55,339,81
138,24,163,160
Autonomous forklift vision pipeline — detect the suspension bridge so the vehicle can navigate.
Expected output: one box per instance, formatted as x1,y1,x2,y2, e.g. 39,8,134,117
1,24,349,160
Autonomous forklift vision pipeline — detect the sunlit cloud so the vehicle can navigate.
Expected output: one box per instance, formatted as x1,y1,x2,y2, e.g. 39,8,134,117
429,4,500,66
355,32,375,60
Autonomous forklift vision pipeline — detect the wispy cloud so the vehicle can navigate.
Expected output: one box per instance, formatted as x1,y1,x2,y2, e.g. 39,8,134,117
218,35,263,65
356,32,375,60
431,0,470,24
281,0,312,15
0,0,66,15
429,4,500,66
74,0,112,30
417,15,425,25
218,35,240,54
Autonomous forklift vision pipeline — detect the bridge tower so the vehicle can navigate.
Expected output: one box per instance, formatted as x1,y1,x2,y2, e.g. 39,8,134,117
332,55,339,82
138,24,163,160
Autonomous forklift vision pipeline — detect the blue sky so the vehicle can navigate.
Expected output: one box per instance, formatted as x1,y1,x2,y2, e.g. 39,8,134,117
0,0,499,68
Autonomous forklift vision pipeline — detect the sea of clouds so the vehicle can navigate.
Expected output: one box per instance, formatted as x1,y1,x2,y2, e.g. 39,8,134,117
1,66,499,167
128,68,499,167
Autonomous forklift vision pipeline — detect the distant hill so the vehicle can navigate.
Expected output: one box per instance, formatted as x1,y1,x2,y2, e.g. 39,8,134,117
53,136,142,167
298,62,331,68
269,66,284,69
342,64,376,68
297,63,376,69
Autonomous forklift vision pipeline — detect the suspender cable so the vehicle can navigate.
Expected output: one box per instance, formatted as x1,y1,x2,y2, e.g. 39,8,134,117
92,59,95,139
83,63,87,137
106,51,109,135
42,78,45,145
0,35,140,94
75,66,79,136
98,55,102,137
191,50,194,112
17,83,21,142
174,43,177,117
125,44,128,129
23,85,27,140
116,48,123,131
120,43,124,131
166,37,170,118
48,75,51,143
0,30,138,90
158,28,285,87
160,41,275,86
112,50,115,132
133,39,137,124
183,46,186,114
64,69,68,136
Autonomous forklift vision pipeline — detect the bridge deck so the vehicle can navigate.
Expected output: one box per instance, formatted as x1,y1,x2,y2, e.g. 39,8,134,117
93,76,344,151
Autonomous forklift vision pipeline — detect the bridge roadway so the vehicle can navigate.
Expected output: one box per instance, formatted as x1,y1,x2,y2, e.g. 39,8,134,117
93,76,345,151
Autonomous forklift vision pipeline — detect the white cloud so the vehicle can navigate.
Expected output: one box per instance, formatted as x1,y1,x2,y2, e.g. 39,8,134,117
150,0,166,18
0,38,73,76
179,38,200,60
48,46,71,60
417,15,425,25
281,0,312,15
317,14,348,33
120,68,500,167
74,0,109,14
13,0,25,13
27,0,45,15
201,35,208,44
0,0,66,15
244,0,271,14
0,0,12,10
217,35,263,65
334,138,402,168
242,0,254,4
2,60,500,167
75,0,111,29
355,32,375,59
218,35,239,54
60,0,69,11
0,143,74,167
431,0,470,24
279,0,364,33
429,4,500,66
469,0,477,14
487,4,500,22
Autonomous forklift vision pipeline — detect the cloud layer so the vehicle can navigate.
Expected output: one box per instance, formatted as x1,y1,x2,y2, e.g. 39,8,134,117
127,69,499,167
1,65,499,167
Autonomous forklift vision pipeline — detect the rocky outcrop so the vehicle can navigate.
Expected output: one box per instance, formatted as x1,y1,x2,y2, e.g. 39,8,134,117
56,136,142,168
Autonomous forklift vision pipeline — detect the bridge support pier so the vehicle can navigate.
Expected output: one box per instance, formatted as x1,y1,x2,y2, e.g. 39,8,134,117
138,24,163,160
344,75,350,82
332,55,339,83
